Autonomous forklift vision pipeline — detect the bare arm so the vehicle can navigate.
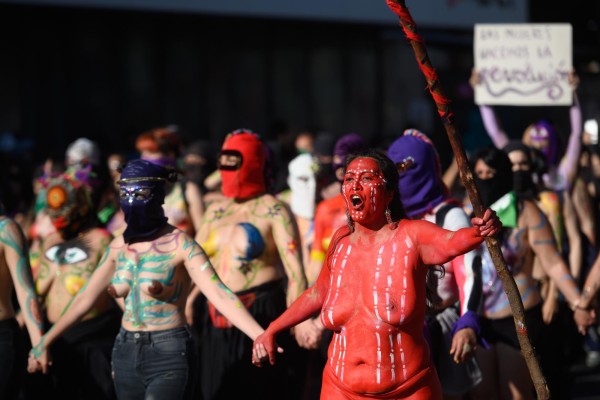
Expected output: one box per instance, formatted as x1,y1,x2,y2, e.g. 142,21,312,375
269,200,320,347
183,237,263,340
562,192,583,281
525,201,580,306
442,156,460,191
2,220,44,346
253,255,331,366
580,252,600,310
470,68,509,149
30,241,118,373
270,201,308,306
416,209,499,266
558,74,583,189
185,181,205,236
306,204,327,286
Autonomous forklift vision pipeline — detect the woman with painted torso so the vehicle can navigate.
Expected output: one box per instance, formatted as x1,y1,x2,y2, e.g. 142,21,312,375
28,159,266,400
33,171,118,400
190,130,315,400
252,150,502,400
469,146,594,400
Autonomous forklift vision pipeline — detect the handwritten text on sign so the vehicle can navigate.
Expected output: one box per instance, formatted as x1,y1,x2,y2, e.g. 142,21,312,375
474,24,572,106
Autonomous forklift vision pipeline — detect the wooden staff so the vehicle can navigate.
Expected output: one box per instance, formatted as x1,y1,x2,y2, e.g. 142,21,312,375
385,1,550,398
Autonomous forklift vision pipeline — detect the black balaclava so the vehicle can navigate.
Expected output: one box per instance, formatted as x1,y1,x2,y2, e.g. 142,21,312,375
472,146,514,208
502,141,538,200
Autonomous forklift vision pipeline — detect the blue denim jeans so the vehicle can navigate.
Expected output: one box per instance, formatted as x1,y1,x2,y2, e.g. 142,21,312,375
111,326,193,400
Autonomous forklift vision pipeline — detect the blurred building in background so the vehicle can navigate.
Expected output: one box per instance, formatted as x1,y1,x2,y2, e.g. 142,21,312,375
0,0,598,167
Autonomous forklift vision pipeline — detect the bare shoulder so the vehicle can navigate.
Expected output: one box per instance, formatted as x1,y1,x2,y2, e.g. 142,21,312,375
257,194,293,216
396,219,443,242
108,234,126,251
0,216,22,238
522,199,542,215
521,199,546,225
399,218,437,231
184,180,203,198
87,227,113,243
203,197,232,220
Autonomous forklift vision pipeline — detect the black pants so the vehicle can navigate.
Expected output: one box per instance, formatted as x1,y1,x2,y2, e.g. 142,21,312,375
0,318,26,400
51,308,121,400
197,279,307,400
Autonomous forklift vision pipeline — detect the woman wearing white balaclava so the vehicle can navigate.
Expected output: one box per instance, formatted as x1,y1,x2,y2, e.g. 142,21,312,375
287,153,317,270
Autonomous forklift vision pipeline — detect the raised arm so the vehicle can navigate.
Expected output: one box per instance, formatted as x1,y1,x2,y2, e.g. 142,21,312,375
558,73,583,189
29,240,118,373
470,68,509,149
415,209,499,266
183,236,264,341
1,219,44,346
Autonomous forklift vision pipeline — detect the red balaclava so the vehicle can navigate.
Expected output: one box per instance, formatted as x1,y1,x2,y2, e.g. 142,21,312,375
219,130,266,200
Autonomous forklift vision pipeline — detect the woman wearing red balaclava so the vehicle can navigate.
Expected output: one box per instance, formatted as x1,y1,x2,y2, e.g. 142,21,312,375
189,130,318,400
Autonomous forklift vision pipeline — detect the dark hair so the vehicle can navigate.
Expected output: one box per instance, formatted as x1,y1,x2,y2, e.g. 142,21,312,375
345,149,407,221
529,147,549,177
502,141,533,167
471,146,514,196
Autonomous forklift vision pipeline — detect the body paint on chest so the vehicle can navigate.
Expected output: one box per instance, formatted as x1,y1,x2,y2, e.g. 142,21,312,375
114,247,178,328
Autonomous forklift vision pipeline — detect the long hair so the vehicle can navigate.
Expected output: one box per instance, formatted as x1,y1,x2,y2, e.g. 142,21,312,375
345,149,407,221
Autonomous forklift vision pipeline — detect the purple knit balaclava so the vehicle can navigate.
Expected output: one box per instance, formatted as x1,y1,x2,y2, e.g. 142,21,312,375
527,119,559,167
332,133,367,172
387,129,446,218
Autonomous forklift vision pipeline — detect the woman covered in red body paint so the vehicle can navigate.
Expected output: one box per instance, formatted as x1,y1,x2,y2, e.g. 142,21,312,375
252,149,501,399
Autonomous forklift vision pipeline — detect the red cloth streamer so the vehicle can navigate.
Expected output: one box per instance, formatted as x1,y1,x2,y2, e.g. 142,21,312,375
386,0,454,123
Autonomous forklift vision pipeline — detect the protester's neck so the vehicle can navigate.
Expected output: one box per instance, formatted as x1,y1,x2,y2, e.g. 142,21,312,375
353,217,388,235
233,192,266,203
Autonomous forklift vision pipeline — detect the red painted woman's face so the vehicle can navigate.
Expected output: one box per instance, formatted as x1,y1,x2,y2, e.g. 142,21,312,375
342,157,391,226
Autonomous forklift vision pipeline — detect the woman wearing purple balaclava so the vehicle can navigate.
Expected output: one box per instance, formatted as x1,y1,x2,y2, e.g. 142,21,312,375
28,159,269,400
388,129,484,400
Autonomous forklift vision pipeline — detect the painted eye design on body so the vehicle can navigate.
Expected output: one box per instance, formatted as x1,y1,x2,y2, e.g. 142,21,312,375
45,245,89,264
63,248,88,263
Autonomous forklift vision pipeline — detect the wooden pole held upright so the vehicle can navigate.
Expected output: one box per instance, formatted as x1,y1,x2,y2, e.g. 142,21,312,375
385,1,550,398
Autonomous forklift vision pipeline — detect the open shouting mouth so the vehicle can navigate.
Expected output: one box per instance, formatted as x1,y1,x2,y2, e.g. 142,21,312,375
350,194,364,210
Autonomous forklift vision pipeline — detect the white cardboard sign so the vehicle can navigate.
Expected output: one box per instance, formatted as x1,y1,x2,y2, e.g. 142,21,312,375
474,23,572,106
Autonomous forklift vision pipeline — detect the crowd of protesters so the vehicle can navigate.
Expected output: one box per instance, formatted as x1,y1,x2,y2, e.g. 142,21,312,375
0,71,600,400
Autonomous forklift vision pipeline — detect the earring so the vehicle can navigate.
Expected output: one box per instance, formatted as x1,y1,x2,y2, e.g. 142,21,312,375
385,207,393,224
345,209,355,231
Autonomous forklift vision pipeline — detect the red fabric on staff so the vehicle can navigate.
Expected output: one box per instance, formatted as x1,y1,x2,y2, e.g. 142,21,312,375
386,0,455,123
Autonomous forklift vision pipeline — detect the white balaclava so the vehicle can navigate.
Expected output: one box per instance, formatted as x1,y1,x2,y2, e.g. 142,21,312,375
287,153,316,220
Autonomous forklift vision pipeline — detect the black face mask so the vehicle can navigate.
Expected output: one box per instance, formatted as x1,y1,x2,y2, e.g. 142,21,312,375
513,170,537,200
474,175,511,208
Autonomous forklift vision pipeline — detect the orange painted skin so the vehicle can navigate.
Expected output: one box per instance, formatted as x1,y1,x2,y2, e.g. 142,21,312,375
253,157,500,399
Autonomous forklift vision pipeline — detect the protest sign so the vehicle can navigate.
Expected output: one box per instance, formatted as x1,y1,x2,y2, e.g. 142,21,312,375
474,23,572,106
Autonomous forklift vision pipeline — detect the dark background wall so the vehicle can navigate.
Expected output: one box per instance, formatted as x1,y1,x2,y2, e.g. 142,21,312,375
0,2,599,167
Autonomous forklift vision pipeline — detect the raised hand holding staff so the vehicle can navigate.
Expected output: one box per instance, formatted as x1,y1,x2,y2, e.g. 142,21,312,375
385,0,550,398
